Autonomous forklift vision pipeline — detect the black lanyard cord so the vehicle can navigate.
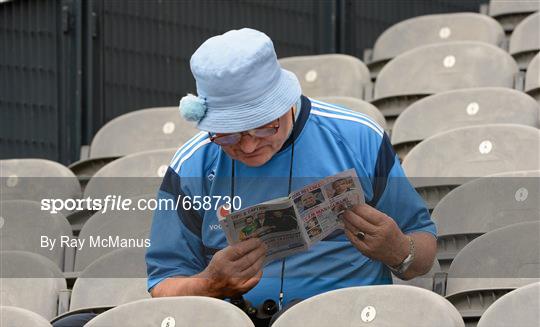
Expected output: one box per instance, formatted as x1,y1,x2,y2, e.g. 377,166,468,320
279,121,295,310
230,109,296,311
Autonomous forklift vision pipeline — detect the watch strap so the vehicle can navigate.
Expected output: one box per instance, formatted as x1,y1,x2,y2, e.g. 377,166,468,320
388,235,415,277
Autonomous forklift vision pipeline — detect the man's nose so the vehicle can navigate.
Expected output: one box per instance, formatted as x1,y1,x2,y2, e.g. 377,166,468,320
238,135,259,153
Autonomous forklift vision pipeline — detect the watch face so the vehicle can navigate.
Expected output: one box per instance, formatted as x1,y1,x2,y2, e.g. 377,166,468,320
391,236,415,275
400,254,414,273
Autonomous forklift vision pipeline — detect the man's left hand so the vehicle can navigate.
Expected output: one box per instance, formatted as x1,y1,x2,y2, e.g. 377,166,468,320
343,204,409,267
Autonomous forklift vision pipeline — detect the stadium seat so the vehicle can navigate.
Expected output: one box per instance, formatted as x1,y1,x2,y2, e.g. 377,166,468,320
525,52,540,104
0,306,52,327
372,41,518,129
272,285,464,327
477,282,540,327
486,0,540,33
402,124,540,210
51,248,150,325
0,251,68,320
69,107,198,183
279,54,371,99
84,297,255,327
73,194,153,271
391,87,540,160
367,13,505,79
83,148,176,200
392,259,441,291
509,12,540,69
433,170,540,271
0,200,73,271
313,96,387,130
445,221,540,325
68,157,117,193
0,159,82,215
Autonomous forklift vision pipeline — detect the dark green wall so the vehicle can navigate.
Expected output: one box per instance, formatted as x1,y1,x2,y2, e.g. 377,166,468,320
0,0,487,164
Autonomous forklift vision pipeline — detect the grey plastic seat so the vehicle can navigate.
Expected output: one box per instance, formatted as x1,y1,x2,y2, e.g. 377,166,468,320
0,251,67,320
446,221,540,325
279,54,371,99
433,170,540,271
70,248,149,310
85,297,255,327
367,13,505,78
487,0,540,33
1,200,73,270
272,285,464,327
50,248,150,325
0,159,82,215
509,12,540,69
392,87,540,160
83,148,176,200
0,306,53,327
372,41,518,130
69,107,198,180
525,52,540,104
477,282,540,327
402,124,540,210
392,259,441,291
73,194,153,271
314,96,387,130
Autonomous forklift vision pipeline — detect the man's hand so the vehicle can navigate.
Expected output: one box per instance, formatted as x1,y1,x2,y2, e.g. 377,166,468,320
199,238,267,298
343,204,409,267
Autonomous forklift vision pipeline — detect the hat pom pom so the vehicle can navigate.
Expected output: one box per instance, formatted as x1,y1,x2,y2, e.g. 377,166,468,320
180,94,207,122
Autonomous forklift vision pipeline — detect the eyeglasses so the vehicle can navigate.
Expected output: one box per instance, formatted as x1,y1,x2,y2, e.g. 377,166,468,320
209,119,280,146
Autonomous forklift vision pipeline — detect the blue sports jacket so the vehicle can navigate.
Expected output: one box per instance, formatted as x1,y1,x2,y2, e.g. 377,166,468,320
146,96,436,306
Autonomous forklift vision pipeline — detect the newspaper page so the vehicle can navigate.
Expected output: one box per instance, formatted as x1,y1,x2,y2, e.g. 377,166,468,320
220,198,309,262
219,169,364,262
290,169,364,244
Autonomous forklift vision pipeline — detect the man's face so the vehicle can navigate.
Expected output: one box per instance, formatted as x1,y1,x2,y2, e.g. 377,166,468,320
301,193,317,208
219,109,294,167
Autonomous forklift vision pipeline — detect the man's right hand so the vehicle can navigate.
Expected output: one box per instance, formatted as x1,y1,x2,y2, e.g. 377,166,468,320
199,238,267,298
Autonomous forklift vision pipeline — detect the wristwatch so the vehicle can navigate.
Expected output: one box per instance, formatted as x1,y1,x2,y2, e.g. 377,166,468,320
388,235,415,277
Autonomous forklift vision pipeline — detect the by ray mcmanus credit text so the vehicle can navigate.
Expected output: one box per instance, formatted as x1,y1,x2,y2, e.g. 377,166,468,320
41,235,151,251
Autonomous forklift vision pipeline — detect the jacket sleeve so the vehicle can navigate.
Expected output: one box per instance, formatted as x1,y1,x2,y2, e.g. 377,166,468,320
145,167,207,292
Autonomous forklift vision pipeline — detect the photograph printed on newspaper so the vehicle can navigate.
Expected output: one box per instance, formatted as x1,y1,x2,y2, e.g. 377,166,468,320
219,169,365,262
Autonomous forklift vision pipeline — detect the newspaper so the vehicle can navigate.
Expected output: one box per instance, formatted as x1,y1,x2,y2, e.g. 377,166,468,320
219,169,365,262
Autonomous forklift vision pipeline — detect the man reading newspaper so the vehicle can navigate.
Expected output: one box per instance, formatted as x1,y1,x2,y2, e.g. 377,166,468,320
146,28,437,321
